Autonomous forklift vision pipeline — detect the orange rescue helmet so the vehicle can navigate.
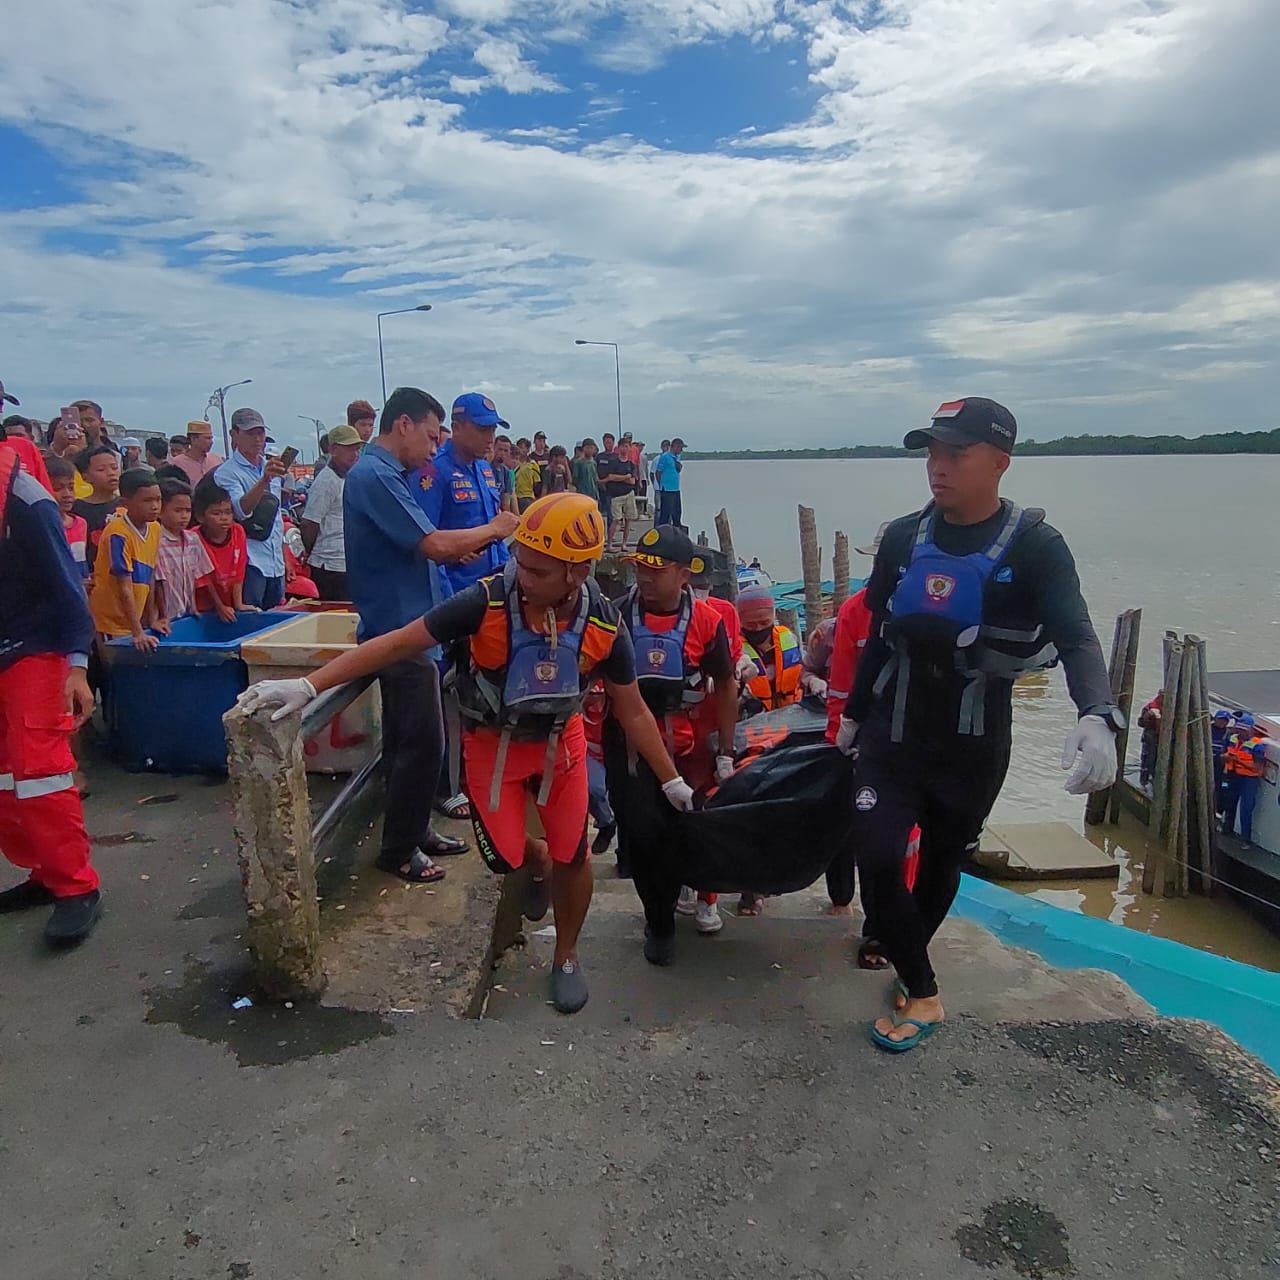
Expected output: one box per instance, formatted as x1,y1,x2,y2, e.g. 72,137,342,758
514,492,606,563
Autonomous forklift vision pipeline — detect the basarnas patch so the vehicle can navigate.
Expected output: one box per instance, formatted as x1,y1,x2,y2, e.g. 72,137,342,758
855,786,878,811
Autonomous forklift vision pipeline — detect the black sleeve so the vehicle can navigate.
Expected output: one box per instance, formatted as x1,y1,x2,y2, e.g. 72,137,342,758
423,582,490,646
601,624,637,685
700,621,733,683
1026,525,1114,716
846,519,912,722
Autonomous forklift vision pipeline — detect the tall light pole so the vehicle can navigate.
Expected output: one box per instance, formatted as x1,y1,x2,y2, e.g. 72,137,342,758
574,339,621,437
377,304,432,402
298,414,325,459
209,378,252,457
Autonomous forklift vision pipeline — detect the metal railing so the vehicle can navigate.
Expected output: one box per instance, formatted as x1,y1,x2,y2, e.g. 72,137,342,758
300,676,382,848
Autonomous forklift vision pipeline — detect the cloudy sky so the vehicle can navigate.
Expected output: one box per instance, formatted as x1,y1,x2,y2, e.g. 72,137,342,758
3,0,1278,454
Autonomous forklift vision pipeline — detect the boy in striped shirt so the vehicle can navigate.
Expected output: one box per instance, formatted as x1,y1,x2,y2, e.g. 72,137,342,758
154,478,214,627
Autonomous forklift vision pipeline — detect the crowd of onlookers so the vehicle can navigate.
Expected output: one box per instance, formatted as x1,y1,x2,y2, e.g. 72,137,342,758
0,385,692,704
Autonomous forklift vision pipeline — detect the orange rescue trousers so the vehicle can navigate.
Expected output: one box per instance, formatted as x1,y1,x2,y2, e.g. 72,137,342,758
0,655,98,897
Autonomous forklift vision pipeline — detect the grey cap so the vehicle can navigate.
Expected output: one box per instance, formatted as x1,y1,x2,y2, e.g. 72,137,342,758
231,407,267,431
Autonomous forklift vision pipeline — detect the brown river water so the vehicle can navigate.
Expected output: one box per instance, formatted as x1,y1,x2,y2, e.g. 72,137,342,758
683,455,1280,971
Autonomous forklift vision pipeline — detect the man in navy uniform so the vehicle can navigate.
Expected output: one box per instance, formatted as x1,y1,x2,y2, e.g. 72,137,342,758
414,393,511,594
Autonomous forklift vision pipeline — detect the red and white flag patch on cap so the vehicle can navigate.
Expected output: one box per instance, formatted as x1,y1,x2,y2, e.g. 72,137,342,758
931,400,965,418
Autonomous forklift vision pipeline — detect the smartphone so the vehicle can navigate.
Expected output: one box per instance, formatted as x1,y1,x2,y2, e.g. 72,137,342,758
278,445,299,468
61,405,81,429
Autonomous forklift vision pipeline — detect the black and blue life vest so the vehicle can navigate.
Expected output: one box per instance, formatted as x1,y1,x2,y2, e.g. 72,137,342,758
874,501,1057,740
622,586,707,718
454,561,597,809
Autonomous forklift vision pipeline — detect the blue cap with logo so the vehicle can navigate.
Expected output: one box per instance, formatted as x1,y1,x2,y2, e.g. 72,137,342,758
452,392,502,429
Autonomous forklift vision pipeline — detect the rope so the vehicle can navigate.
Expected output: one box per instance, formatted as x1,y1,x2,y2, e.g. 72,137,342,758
1137,841,1280,914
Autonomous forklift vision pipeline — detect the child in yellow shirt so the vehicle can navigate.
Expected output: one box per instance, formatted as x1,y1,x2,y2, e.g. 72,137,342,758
89,468,163,651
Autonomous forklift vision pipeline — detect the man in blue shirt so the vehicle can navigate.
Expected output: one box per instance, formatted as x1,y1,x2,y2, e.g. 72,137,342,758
213,408,287,609
413,393,510,594
342,387,518,884
654,436,685,529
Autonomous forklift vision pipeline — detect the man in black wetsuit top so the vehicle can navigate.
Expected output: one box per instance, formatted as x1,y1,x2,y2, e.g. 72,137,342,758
834,397,1123,1053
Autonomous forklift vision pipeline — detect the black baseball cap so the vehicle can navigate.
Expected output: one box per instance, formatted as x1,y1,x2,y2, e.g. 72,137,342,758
626,524,705,572
903,397,1017,453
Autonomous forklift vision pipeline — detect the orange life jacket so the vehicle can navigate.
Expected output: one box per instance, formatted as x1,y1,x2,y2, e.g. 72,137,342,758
742,625,802,710
1226,737,1265,778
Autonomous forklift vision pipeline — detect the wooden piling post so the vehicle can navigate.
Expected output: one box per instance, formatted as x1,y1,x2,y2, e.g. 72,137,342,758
1086,610,1131,826
1194,637,1219,894
1185,636,1214,895
832,532,850,611
1108,609,1142,825
798,505,823,642
1145,635,1181,894
1164,640,1195,897
715,508,739,604
223,702,327,1001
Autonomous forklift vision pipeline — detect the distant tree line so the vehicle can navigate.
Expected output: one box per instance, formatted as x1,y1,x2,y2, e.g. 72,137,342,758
684,427,1280,461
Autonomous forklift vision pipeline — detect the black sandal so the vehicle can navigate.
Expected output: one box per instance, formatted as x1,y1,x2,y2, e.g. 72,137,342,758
857,938,890,970
376,849,446,884
435,793,472,821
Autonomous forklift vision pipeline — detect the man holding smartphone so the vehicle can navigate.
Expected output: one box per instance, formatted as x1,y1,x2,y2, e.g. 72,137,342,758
214,408,287,609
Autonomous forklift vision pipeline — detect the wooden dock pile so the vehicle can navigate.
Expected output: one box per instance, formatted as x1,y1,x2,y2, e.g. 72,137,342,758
1145,631,1218,896
1088,610,1218,898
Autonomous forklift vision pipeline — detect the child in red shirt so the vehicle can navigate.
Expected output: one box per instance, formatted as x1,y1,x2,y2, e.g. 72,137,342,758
193,479,247,620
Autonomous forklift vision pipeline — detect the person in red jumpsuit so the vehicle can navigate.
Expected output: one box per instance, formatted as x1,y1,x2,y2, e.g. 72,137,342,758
0,434,103,945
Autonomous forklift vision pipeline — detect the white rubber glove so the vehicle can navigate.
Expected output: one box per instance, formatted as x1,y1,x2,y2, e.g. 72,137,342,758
715,755,735,783
238,677,318,723
800,671,828,698
734,654,757,683
1061,715,1117,794
662,776,696,812
835,717,860,757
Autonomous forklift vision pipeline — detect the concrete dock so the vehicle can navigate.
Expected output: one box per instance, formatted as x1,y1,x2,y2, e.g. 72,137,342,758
2,748,1278,1279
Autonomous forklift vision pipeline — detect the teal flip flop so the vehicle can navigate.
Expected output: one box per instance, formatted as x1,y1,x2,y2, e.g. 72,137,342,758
869,1016,943,1054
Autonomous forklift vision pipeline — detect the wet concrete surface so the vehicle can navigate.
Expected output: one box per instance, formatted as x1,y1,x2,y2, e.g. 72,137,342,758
1,751,1278,1279
145,958,394,1068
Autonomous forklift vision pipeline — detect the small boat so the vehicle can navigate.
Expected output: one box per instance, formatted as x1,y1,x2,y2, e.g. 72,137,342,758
764,577,869,632
1205,669,1280,933
736,560,773,591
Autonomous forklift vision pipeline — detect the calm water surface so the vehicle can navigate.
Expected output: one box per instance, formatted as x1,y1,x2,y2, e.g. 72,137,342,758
684,456,1280,969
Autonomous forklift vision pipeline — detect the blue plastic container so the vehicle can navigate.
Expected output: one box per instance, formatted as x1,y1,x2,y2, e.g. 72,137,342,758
101,612,295,772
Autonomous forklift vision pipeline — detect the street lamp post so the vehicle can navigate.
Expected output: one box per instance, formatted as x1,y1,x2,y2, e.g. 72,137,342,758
209,378,252,457
574,340,622,437
298,415,325,459
377,304,433,402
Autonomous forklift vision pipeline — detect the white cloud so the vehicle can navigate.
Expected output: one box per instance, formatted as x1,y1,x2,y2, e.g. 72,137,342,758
472,36,563,94
0,0,1277,449
654,380,686,392
529,381,575,392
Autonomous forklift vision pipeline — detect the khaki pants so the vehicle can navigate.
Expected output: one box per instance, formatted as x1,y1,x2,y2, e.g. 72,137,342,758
610,493,638,523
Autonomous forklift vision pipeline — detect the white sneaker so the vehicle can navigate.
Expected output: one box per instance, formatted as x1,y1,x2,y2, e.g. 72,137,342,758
695,900,723,934
676,886,698,916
